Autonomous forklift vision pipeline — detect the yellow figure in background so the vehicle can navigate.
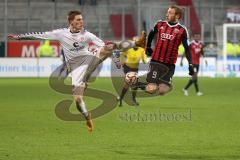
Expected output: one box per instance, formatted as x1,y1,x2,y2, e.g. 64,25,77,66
178,43,185,56
118,44,147,106
38,40,54,57
226,42,236,57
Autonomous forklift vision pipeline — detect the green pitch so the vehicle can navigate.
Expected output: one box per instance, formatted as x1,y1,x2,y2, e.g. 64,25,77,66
0,77,240,160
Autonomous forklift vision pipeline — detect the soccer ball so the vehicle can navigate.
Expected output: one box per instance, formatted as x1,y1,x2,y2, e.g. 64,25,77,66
125,72,138,85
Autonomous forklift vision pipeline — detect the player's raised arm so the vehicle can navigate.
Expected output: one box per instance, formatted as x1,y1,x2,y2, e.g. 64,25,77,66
8,30,60,41
86,32,105,47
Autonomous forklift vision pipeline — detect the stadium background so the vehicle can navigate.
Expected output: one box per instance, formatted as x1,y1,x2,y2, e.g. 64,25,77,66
0,0,240,78
0,0,240,160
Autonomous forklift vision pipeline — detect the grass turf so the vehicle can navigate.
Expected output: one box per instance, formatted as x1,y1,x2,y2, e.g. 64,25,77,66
0,77,240,160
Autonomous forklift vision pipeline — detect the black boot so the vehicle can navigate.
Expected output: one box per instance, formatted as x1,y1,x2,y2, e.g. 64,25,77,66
132,89,139,106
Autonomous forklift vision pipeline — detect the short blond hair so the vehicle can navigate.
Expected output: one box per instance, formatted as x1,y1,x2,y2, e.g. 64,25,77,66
170,5,183,19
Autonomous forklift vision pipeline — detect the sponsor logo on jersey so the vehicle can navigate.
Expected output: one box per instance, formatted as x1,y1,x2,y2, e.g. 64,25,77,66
73,42,80,47
71,42,84,51
161,33,174,41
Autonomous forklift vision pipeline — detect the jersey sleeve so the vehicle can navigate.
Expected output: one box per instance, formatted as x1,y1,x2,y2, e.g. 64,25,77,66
146,21,160,48
86,32,105,47
18,29,60,40
181,27,192,64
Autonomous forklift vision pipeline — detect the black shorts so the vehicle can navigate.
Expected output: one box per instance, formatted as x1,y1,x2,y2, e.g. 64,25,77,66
146,61,175,86
193,64,199,73
123,64,138,75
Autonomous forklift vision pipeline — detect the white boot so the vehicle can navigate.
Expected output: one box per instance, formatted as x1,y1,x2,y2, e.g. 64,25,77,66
182,89,188,96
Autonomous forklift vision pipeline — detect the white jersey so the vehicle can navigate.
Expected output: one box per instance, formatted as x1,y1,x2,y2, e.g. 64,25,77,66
18,28,105,68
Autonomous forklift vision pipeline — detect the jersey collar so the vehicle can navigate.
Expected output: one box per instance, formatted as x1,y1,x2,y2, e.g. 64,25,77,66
166,21,179,27
192,40,200,45
69,28,85,34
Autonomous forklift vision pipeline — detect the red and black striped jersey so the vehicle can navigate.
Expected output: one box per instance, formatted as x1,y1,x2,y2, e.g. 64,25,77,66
148,20,190,64
189,40,204,65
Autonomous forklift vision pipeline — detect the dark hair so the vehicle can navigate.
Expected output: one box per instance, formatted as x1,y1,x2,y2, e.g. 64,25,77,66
170,5,183,19
68,10,82,23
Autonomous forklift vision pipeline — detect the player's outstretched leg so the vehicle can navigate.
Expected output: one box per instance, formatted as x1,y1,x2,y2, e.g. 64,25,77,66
113,31,146,51
145,83,172,96
98,30,146,66
99,43,117,60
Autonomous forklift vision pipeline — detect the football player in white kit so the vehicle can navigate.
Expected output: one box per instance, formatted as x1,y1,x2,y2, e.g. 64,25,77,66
8,11,118,132
8,10,145,132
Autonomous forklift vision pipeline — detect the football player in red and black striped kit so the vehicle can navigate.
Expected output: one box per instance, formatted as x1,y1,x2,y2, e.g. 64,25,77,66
144,5,194,95
181,33,207,96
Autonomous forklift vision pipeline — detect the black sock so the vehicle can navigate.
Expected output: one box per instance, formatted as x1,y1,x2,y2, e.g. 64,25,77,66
184,79,193,90
193,80,199,92
120,87,128,100
132,89,137,101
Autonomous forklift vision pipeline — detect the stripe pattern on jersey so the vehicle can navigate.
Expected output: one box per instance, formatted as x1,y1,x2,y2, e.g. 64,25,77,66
152,21,187,64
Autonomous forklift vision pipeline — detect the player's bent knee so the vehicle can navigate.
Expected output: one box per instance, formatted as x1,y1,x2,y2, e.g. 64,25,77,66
192,74,197,80
192,78,197,83
73,82,86,97
146,83,158,94
74,95,83,103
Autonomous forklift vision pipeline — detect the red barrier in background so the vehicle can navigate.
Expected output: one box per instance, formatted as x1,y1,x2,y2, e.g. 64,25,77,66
7,41,61,57
110,14,136,39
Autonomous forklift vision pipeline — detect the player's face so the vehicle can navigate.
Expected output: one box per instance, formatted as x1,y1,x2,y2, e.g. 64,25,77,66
71,14,84,31
194,34,201,41
166,8,178,22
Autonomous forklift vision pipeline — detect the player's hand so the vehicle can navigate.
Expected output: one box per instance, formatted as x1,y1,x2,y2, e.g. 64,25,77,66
145,47,153,56
188,64,194,76
205,60,208,66
8,34,19,40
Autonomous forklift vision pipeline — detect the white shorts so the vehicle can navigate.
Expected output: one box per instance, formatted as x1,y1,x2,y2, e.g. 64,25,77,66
71,48,102,87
